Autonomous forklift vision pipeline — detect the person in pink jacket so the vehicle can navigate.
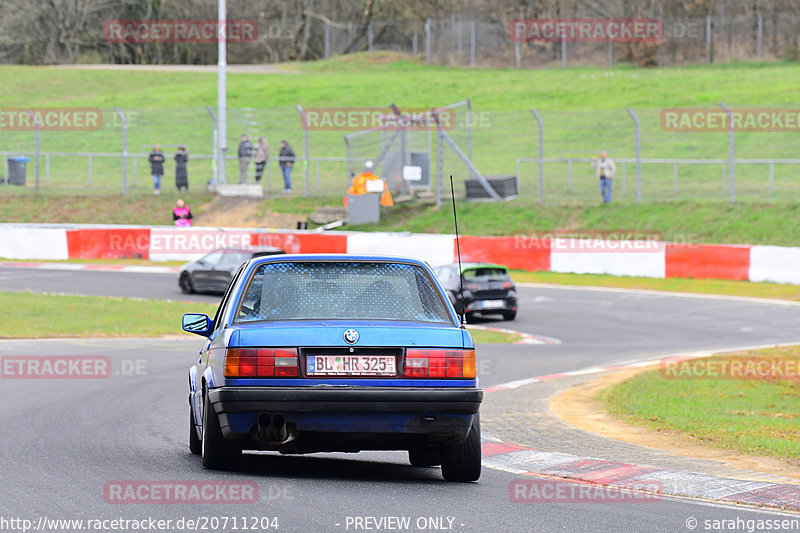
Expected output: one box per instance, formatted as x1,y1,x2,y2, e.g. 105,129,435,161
172,199,193,227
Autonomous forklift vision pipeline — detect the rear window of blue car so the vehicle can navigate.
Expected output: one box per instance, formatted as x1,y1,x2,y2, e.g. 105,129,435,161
236,261,452,324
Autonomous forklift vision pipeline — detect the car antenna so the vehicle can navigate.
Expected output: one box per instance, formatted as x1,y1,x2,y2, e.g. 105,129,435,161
450,175,466,328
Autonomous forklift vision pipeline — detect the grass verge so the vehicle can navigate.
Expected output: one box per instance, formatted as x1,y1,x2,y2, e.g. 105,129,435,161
467,327,522,344
0,291,216,338
512,271,800,302
597,347,800,462
0,291,521,343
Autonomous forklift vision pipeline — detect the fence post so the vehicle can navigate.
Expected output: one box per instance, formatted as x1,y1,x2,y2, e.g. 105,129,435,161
673,163,678,193
769,162,774,195
515,41,521,68
26,111,40,193
722,162,727,192
456,16,463,58
412,31,418,55
324,21,331,59
470,20,476,67
425,19,431,65
530,109,544,204
757,13,763,59
436,125,443,208
561,33,566,68
367,22,373,51
706,16,712,63
626,108,642,203
622,161,626,193
114,107,127,195
296,105,310,196
720,102,735,203
608,41,613,67
45,155,50,185
206,106,218,186
568,160,573,192
467,98,473,179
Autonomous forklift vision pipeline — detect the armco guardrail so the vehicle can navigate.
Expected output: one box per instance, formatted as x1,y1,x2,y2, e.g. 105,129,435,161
0,224,799,285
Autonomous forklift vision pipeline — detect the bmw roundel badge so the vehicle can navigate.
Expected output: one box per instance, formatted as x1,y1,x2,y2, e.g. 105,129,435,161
343,329,359,344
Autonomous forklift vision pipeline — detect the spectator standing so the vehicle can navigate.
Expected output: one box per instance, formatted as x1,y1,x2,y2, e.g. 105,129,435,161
254,136,269,183
173,199,193,227
279,140,295,193
148,143,165,195
238,134,252,184
174,146,189,191
594,151,617,204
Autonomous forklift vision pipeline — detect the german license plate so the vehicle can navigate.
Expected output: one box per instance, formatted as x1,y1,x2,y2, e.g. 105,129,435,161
481,300,504,309
306,355,396,376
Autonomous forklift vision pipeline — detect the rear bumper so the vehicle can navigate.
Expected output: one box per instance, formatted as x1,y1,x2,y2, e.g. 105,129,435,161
464,296,517,313
207,386,483,447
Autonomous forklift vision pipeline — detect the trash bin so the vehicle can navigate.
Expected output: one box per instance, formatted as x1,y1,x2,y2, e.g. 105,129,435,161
7,157,30,186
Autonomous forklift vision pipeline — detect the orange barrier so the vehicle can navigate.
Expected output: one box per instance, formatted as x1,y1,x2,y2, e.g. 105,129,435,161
665,244,751,280
248,232,348,254
459,236,551,271
66,228,151,259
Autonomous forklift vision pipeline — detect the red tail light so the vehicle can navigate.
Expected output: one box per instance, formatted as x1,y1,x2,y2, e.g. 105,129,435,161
224,348,298,378
502,281,512,289
404,349,476,379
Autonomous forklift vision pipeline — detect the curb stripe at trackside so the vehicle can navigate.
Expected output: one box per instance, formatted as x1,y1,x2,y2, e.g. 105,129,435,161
481,439,800,511
3,224,800,284
482,343,800,511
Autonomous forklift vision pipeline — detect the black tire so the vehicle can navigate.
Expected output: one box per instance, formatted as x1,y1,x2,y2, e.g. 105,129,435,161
179,273,195,294
201,391,242,470
189,407,201,455
408,448,441,467
502,311,517,321
440,414,481,482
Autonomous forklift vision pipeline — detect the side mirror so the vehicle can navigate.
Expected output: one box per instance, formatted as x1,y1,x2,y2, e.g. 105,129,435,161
182,313,213,337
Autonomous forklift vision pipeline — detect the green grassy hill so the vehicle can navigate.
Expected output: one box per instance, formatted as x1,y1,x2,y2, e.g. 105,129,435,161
2,55,800,200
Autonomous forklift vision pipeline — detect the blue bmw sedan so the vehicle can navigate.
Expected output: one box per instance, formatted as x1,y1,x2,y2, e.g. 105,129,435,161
183,254,483,482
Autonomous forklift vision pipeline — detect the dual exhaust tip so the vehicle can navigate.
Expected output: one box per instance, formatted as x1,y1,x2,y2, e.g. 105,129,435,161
257,412,290,444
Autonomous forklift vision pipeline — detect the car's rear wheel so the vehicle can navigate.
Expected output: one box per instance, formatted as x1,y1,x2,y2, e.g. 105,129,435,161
408,448,441,467
201,392,241,470
440,414,481,482
179,273,195,294
502,311,517,321
189,407,201,455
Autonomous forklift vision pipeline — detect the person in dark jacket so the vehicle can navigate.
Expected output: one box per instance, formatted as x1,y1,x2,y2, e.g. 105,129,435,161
279,140,295,193
148,144,165,195
174,146,189,191
238,134,252,184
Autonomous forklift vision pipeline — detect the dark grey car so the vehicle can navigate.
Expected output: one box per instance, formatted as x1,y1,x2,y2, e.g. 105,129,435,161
179,247,284,294
434,263,518,321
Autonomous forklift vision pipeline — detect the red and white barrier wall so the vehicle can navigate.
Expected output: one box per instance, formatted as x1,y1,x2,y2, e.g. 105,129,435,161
1,224,800,285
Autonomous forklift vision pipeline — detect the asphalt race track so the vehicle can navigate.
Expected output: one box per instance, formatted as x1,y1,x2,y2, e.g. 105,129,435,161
2,265,800,532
